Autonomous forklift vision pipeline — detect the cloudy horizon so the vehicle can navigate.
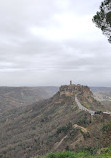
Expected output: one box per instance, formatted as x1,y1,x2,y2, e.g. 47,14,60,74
0,0,111,87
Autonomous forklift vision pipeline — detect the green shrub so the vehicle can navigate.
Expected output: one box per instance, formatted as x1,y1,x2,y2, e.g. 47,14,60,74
101,122,111,132
56,122,72,134
34,148,111,158
95,111,103,114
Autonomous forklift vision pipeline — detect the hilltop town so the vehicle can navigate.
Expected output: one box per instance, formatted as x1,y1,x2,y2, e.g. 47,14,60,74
59,81,92,97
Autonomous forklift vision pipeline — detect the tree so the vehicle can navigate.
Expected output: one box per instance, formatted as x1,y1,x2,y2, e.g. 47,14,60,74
92,0,111,43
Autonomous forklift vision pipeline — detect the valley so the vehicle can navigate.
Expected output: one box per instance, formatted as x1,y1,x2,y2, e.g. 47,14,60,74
1,0,111,157
0,86,58,113
0,83,111,158
91,87,111,111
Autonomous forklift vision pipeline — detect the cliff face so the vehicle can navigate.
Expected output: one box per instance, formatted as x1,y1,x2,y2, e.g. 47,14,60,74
59,84,92,97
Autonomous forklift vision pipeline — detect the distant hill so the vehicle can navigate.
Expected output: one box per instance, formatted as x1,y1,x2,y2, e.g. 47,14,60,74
0,84,111,158
0,86,58,113
0,86,111,114
91,87,111,111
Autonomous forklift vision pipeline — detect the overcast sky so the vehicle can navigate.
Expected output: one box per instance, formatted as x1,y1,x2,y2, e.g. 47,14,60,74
0,0,111,87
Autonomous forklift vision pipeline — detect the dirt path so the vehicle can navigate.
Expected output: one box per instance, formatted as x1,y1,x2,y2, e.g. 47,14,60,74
54,135,68,150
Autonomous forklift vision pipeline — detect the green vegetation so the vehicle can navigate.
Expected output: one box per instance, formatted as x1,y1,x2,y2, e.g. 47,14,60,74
0,84,111,158
34,147,111,158
56,122,72,134
101,122,111,132
95,111,103,114
77,113,91,127
93,0,111,43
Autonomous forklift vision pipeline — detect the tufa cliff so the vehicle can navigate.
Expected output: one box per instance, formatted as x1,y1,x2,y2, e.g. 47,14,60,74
59,81,92,98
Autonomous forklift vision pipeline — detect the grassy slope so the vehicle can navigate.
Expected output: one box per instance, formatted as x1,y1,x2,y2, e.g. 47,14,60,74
34,146,111,158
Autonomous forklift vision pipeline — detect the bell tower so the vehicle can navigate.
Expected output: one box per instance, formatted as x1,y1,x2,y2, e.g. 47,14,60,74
70,80,72,85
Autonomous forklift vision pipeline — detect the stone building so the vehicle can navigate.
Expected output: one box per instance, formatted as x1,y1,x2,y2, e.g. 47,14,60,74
59,81,90,97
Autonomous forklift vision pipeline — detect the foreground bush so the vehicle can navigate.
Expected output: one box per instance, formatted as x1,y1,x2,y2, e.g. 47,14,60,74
34,147,111,158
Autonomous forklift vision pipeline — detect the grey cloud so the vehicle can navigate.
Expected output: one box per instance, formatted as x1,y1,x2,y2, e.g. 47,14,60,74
0,0,111,86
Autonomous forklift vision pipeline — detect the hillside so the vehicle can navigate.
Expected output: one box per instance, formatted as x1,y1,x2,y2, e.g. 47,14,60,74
0,83,111,158
0,86,58,113
91,87,111,111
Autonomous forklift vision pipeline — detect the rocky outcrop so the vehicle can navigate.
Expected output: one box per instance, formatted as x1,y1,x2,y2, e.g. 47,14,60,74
59,82,92,98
